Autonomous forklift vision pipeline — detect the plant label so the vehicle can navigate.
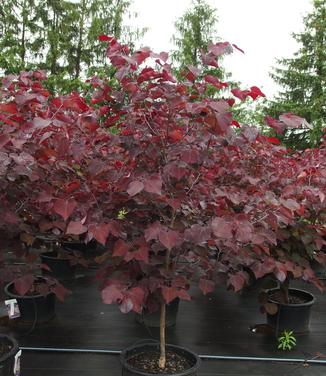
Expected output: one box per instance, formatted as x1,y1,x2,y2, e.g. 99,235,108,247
4,299,21,319
14,350,22,376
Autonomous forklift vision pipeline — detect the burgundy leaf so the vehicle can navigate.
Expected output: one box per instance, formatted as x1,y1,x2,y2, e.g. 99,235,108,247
279,113,308,129
89,224,111,245
228,273,248,292
0,102,17,114
177,289,191,301
144,221,162,242
235,220,254,243
126,287,145,313
208,42,232,56
161,286,178,304
33,117,51,129
166,198,181,210
98,34,114,42
125,243,149,264
204,75,228,89
263,136,281,145
63,94,89,113
159,229,179,250
112,240,131,257
211,217,233,239
102,285,123,304
199,279,215,295
184,224,211,245
53,199,77,221
264,116,286,134
127,180,144,197
180,150,199,164
249,86,265,99
66,221,87,235
14,274,34,296
52,283,71,302
0,134,10,149
144,175,162,195
231,88,251,101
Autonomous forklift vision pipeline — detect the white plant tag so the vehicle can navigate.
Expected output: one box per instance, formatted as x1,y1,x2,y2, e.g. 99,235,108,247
4,299,21,319
14,350,22,376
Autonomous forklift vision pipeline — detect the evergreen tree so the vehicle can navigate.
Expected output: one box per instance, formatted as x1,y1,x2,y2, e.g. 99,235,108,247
268,0,326,149
0,0,42,73
0,0,146,93
171,0,219,67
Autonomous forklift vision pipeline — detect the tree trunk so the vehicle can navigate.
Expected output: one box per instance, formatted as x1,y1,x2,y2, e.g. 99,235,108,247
75,0,86,79
158,303,166,369
280,279,289,304
21,0,27,68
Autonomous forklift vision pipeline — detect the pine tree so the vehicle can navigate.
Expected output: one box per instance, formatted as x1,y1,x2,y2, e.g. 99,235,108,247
0,0,42,73
171,0,219,68
269,0,326,148
0,0,146,93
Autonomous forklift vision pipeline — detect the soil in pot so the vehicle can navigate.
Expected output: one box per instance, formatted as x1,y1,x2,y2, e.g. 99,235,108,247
266,288,315,334
40,251,75,279
128,350,190,374
0,335,19,376
4,280,56,323
120,344,200,376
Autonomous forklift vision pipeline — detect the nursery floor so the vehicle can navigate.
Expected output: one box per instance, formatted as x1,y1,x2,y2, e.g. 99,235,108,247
1,268,326,376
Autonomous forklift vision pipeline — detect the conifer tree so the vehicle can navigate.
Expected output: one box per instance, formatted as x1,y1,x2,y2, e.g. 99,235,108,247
172,0,219,68
269,0,326,148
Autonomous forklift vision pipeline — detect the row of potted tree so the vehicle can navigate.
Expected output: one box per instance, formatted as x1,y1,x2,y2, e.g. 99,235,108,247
0,36,325,376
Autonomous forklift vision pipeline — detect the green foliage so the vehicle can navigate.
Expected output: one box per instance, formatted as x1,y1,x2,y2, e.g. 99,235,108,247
268,0,326,149
0,0,146,93
277,330,297,351
0,0,42,73
172,0,219,68
232,98,269,129
117,208,128,220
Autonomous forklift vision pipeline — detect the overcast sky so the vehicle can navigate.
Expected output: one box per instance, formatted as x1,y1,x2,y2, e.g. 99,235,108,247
130,0,313,99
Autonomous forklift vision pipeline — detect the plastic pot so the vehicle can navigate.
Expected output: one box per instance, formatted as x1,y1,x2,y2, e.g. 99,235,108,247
0,334,19,376
40,251,75,279
135,299,180,328
4,281,56,324
61,240,97,252
266,288,315,334
120,343,200,376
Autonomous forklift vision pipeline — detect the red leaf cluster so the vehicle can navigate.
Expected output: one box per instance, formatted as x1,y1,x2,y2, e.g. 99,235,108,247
0,40,325,313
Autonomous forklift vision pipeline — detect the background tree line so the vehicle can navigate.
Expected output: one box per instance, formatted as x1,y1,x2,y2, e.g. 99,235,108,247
0,0,146,92
0,0,325,149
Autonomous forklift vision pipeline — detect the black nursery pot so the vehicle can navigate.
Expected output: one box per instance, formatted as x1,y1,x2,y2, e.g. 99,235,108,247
135,299,180,328
40,251,75,279
120,343,200,376
4,281,56,323
61,240,98,257
266,288,315,334
0,335,19,376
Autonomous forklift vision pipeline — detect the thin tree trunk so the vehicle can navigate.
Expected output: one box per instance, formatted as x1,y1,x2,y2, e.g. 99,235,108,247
280,279,289,304
75,0,86,79
21,0,27,68
158,303,166,369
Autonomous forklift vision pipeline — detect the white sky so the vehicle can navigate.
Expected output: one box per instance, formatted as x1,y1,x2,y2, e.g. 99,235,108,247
130,0,313,99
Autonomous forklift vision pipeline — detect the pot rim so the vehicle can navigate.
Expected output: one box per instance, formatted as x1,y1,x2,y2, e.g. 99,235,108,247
120,343,200,376
267,287,315,307
40,251,71,261
4,278,55,300
0,334,19,364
